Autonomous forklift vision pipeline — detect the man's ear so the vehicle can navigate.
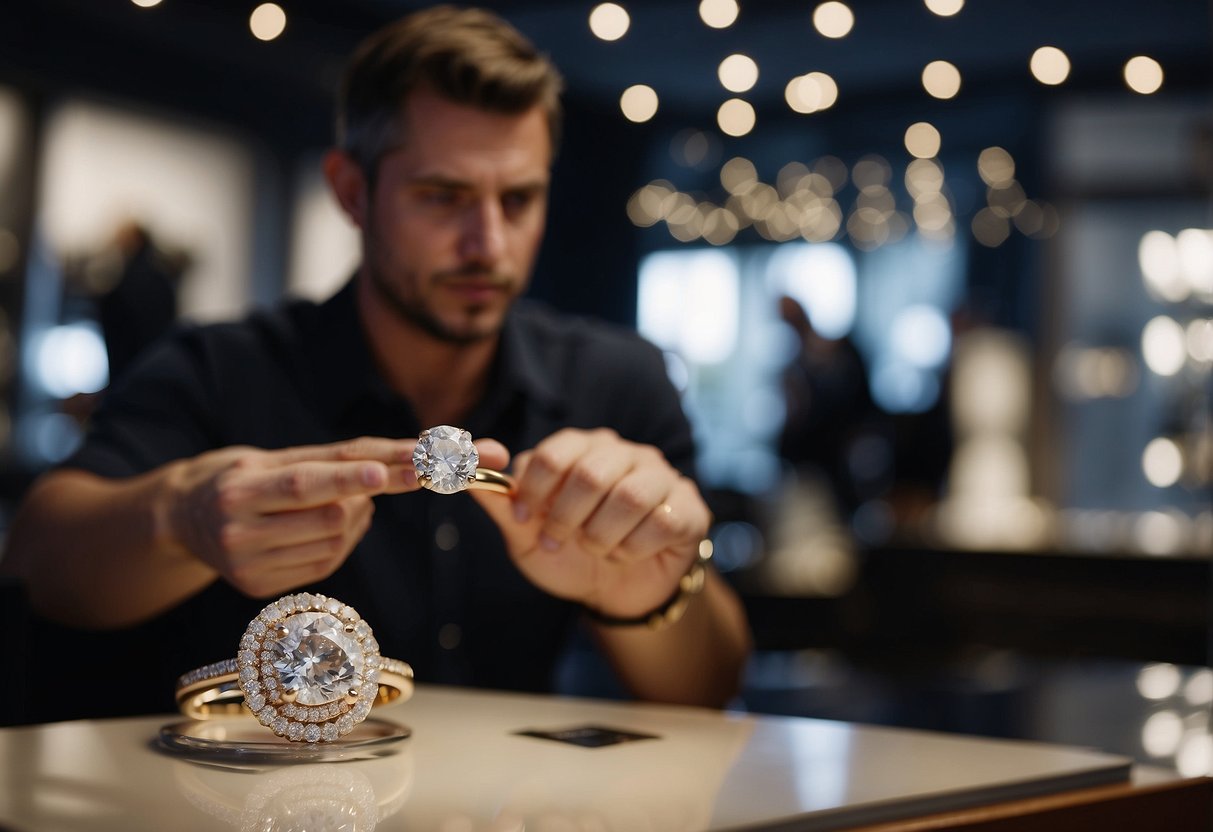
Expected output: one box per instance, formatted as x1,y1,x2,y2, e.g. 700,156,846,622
323,149,369,229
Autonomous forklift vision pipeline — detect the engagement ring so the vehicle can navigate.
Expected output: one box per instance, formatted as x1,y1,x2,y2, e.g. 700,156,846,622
414,425,515,495
176,593,414,743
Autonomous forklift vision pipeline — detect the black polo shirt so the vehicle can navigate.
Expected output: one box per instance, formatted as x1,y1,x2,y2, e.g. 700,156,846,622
34,280,695,720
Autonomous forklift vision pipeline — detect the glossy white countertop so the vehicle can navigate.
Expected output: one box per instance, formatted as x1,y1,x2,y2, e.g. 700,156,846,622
0,685,1132,831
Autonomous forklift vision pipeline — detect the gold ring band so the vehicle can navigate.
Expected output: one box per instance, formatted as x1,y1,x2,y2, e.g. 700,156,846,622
175,592,414,743
175,656,414,719
469,467,515,494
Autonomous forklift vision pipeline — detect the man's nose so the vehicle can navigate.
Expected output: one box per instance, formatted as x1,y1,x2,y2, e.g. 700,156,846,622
458,198,506,264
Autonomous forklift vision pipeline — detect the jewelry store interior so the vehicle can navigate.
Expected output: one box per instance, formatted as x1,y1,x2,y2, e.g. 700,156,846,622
1,0,1211,803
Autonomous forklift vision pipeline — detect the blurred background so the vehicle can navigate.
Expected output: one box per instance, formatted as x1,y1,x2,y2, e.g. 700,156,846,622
1,0,1210,775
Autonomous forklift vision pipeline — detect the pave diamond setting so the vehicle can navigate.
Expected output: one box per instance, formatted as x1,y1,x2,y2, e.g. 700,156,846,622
237,594,382,743
413,425,479,494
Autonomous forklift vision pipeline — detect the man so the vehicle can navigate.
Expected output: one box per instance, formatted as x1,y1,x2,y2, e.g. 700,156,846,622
4,6,750,721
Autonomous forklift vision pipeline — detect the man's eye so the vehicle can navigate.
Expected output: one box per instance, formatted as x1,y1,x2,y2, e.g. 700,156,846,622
502,191,536,212
419,189,460,206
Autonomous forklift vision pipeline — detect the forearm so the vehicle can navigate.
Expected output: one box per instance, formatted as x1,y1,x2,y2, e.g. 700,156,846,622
591,570,751,708
3,466,216,629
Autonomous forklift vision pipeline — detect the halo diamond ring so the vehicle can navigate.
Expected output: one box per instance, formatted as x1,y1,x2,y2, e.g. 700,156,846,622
175,593,413,743
414,425,515,495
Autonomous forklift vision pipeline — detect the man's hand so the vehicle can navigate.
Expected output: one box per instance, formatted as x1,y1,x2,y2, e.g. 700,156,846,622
470,428,709,618
163,436,510,598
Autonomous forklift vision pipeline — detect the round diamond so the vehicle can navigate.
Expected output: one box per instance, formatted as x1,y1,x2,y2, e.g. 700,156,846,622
413,425,478,494
304,724,321,743
269,611,366,706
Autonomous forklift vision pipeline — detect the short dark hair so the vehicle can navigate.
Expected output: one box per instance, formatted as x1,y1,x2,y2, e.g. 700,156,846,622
337,5,564,176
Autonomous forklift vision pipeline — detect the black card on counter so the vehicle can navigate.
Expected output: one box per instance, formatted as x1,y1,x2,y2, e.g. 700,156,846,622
514,724,660,748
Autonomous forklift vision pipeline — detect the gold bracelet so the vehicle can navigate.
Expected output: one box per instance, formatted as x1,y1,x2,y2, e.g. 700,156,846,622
584,539,713,631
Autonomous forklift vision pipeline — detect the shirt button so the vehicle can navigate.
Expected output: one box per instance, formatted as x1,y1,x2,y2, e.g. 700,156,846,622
438,623,462,650
435,521,460,551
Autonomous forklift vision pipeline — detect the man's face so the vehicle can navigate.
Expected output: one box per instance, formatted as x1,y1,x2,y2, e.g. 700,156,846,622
361,88,551,344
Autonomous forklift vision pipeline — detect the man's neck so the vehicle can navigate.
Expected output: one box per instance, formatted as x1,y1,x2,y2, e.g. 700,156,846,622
354,275,499,427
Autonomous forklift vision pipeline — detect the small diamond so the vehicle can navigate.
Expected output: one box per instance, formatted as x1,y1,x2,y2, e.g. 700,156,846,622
249,619,266,636
354,621,371,639
321,723,339,742
247,693,266,711
324,597,341,614
414,425,478,494
287,722,304,741
238,650,256,666
239,666,257,683
352,699,372,720
339,605,357,622
245,680,262,695
257,707,276,725
304,724,321,743
271,718,288,736
336,714,355,734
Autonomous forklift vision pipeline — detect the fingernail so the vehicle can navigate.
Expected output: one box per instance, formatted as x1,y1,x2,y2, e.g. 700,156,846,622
513,501,530,523
539,533,561,552
361,464,386,488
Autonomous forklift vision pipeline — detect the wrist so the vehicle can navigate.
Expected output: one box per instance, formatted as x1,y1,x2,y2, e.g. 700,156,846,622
583,539,714,631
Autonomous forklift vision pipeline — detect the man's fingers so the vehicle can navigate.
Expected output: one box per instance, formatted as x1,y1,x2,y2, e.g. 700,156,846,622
614,478,707,563
576,466,676,556
512,430,594,520
538,445,635,549
268,436,417,467
226,496,374,552
237,460,390,512
474,439,511,474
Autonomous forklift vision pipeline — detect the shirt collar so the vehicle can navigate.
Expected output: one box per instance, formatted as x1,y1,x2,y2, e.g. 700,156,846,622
306,280,566,429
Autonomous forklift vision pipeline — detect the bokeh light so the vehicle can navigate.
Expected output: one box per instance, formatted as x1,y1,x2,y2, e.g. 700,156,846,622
924,0,964,16
588,3,630,41
717,98,756,136
699,0,739,28
620,85,659,122
249,3,287,41
904,121,941,158
1124,55,1164,94
1030,46,1070,85
813,2,854,38
922,60,961,99
719,54,759,93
